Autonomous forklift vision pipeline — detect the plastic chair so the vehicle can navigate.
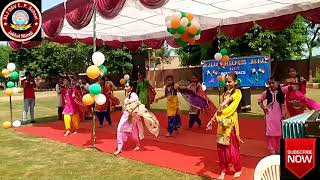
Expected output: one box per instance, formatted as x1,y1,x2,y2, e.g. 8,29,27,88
254,155,280,180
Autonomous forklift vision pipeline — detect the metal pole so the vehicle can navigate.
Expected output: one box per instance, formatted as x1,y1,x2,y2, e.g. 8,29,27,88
10,96,13,124
91,2,97,148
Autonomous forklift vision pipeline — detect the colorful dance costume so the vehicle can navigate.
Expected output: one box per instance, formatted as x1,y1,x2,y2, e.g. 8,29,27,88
61,86,80,131
116,92,159,152
164,85,181,135
188,82,203,128
284,78,320,117
258,86,285,154
137,79,150,109
95,84,112,126
215,89,242,172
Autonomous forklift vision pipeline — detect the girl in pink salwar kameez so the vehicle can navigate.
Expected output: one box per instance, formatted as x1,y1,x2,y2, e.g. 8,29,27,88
207,72,242,180
258,77,285,154
114,81,160,155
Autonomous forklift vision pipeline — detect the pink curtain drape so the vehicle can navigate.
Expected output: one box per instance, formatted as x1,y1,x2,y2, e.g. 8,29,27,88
301,7,320,24
197,28,218,45
138,0,168,9
257,13,298,32
144,39,165,49
66,0,94,29
42,4,65,37
222,22,254,38
46,36,77,44
95,0,127,19
124,41,143,51
166,37,180,48
104,40,123,48
8,41,42,50
78,38,104,47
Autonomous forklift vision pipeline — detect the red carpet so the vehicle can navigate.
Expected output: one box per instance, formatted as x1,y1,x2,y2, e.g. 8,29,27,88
16,112,268,180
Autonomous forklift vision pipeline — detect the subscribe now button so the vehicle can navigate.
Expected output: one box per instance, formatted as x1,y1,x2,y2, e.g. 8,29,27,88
285,139,316,179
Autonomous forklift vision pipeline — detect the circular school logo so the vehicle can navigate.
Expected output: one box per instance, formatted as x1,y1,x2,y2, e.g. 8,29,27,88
0,0,41,42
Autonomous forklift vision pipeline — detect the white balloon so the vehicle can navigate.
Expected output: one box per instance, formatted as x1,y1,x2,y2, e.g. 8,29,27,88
194,35,201,40
173,12,182,19
13,87,19,94
12,120,21,128
7,63,16,72
166,20,172,28
180,17,189,26
214,53,222,61
201,82,207,91
92,51,105,66
124,74,130,80
191,20,200,29
165,16,171,22
95,94,106,105
173,33,181,39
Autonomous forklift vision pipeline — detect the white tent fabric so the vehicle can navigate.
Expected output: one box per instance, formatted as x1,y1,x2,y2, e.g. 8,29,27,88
52,0,320,42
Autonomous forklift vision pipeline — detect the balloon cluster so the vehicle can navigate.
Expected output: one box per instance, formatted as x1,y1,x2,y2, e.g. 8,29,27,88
120,74,130,85
86,52,108,79
1,63,20,96
166,11,201,46
214,48,230,68
2,120,21,129
83,52,108,106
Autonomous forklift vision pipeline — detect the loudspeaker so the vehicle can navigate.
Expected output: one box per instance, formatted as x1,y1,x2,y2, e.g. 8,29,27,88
132,52,147,80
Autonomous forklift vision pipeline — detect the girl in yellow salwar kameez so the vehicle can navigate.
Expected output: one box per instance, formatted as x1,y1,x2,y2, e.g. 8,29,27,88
207,72,243,180
155,75,181,137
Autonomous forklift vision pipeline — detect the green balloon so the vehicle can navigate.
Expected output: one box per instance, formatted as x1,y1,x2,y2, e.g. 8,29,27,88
167,28,177,34
177,25,185,34
7,81,14,88
219,79,226,87
175,39,187,46
196,29,201,35
99,65,108,76
220,48,228,56
180,11,186,18
89,83,101,95
187,21,192,27
188,33,195,38
10,71,19,81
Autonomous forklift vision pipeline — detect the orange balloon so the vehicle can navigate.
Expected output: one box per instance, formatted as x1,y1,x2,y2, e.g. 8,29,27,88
187,24,197,35
86,65,100,79
2,121,11,129
120,78,126,85
171,16,181,29
185,12,193,21
220,55,230,63
189,38,196,45
217,75,223,82
82,94,94,106
2,69,10,78
180,33,191,42
5,88,13,96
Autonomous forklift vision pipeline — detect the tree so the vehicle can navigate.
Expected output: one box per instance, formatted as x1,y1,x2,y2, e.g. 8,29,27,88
9,41,132,78
0,45,9,83
176,16,309,65
306,22,320,59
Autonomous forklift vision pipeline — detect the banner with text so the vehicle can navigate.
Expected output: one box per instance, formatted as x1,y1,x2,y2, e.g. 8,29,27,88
202,56,271,87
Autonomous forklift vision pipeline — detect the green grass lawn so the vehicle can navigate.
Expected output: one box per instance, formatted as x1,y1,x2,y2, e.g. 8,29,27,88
0,88,319,179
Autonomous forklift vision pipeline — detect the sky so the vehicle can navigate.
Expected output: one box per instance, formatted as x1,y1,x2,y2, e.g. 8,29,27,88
42,0,64,11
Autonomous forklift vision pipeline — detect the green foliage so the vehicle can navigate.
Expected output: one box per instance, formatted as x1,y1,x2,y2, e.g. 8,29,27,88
176,16,309,65
307,22,320,58
8,41,132,78
0,45,9,82
314,72,320,83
